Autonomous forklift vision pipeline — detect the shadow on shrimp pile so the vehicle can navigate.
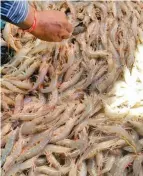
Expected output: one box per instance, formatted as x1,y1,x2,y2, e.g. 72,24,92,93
1,1,143,176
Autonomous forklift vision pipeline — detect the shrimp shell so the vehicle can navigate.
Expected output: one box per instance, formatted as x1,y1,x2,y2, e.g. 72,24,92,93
59,68,83,92
133,154,143,176
1,80,25,94
1,129,18,167
17,60,40,80
4,158,35,176
3,23,18,51
101,155,115,174
113,154,135,176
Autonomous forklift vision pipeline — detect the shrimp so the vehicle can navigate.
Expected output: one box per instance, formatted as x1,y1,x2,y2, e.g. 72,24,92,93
128,120,143,136
15,131,52,163
45,144,71,154
69,160,77,176
1,129,18,167
5,79,33,90
101,155,115,174
3,136,23,172
87,158,98,176
132,16,138,39
0,88,13,94
94,1,107,19
31,56,49,91
28,42,52,55
35,165,61,176
2,94,15,106
1,123,12,137
59,68,83,92
78,161,87,176
14,94,24,114
86,50,109,59
57,44,75,75
113,154,135,176
64,60,81,82
45,152,61,169
17,60,40,80
96,152,104,175
99,125,138,153
2,23,19,51
51,117,77,143
79,139,121,161
4,157,35,176
1,80,25,93
10,56,36,76
35,157,47,166
40,75,57,93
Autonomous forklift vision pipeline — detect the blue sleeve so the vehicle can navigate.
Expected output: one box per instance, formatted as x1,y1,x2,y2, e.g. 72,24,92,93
1,0,29,24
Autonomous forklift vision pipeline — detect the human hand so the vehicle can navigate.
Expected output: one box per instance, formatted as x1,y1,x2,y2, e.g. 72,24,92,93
31,10,73,42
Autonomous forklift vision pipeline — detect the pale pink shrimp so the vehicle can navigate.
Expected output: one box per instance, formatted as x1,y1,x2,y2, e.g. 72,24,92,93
5,79,33,90
57,44,75,75
51,117,77,143
31,56,49,91
17,60,41,80
45,151,61,169
1,80,25,93
2,94,15,106
59,68,83,92
14,94,24,114
113,154,135,176
0,88,13,94
64,60,81,82
40,75,57,93
2,23,19,52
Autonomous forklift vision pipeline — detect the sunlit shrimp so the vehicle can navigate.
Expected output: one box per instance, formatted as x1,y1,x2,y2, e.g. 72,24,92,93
29,42,52,55
1,129,18,167
3,135,23,172
35,157,47,166
40,74,57,93
57,44,75,75
45,151,61,169
128,120,143,136
2,79,25,93
1,123,12,137
2,23,19,51
78,161,87,176
64,60,81,82
14,94,24,114
113,154,135,176
87,158,98,176
31,61,49,91
11,56,36,76
51,117,77,143
94,1,108,19
45,144,71,154
2,94,15,106
5,79,33,90
4,157,35,176
133,154,143,176
101,155,115,174
59,68,83,92
69,160,77,176
35,165,61,176
15,131,52,163
17,60,41,80
0,88,13,94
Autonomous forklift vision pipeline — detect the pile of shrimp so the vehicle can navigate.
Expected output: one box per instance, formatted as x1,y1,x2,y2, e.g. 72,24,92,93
1,1,143,176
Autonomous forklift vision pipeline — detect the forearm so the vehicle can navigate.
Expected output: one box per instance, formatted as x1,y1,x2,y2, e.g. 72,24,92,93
1,1,29,25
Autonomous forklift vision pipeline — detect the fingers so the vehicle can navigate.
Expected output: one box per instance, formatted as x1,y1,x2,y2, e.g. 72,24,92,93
65,22,73,33
59,29,71,39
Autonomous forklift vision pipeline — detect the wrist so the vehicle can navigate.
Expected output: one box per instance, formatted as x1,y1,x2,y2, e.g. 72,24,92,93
17,6,35,30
